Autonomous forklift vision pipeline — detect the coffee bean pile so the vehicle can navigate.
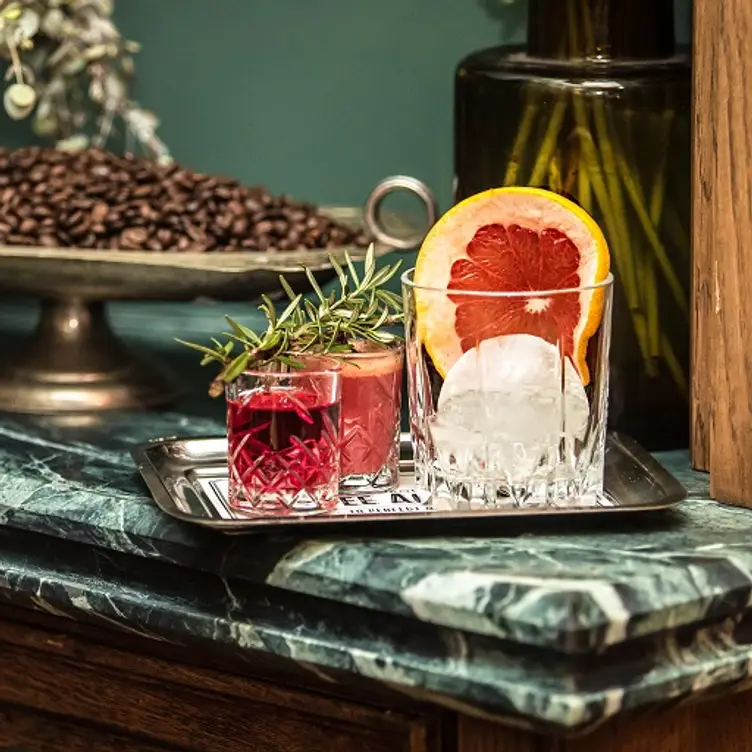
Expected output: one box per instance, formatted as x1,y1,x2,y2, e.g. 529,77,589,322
0,147,372,252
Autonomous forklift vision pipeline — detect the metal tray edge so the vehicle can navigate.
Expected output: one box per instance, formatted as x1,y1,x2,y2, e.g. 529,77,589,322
130,434,688,534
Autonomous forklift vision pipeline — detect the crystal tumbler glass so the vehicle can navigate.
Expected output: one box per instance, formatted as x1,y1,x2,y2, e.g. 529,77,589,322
403,269,613,508
335,345,403,494
225,356,342,515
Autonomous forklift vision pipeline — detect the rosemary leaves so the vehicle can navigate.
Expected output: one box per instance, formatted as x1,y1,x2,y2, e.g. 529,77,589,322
178,244,403,396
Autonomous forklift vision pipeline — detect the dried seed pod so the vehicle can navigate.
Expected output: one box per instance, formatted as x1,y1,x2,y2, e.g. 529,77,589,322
41,8,64,36
4,83,36,119
15,9,40,42
56,135,89,152
0,4,22,22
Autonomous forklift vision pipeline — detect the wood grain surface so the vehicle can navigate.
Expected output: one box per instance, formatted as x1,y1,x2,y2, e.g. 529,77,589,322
690,0,712,472
691,0,752,503
0,609,438,752
458,691,752,752
0,704,180,751
3,603,752,751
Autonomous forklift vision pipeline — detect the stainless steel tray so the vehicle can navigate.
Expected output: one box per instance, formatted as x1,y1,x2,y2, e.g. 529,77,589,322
0,176,438,416
0,172,439,301
0,207,402,301
131,432,687,534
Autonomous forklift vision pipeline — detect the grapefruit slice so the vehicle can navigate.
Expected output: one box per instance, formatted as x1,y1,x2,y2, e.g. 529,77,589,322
413,187,610,385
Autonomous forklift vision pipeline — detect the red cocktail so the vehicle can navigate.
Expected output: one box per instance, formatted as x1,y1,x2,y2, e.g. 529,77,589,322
337,345,403,493
226,357,341,514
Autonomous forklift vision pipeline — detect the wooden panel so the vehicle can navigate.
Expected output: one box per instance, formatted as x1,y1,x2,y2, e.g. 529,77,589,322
0,703,180,751
562,709,697,752
0,616,436,752
0,602,432,716
457,690,752,751
690,0,712,472
9,601,752,752
456,714,538,751
691,0,752,499
693,689,752,752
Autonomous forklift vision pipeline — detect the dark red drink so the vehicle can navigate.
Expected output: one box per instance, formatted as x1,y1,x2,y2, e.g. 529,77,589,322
227,386,340,513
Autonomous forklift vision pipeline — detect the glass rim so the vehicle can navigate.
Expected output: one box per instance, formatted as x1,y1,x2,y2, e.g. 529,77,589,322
240,353,343,377
401,268,614,298
332,342,405,360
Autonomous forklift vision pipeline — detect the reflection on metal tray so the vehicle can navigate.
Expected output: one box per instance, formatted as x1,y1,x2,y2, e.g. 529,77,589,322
131,432,687,534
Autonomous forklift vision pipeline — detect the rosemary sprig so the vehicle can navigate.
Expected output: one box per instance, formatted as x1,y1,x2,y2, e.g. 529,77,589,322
177,244,404,397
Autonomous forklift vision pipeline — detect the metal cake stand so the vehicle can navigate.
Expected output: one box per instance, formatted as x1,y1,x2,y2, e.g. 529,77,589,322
0,176,437,415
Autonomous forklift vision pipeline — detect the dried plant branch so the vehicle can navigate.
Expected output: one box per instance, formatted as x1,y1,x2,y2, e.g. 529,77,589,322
0,0,170,162
500,0,688,393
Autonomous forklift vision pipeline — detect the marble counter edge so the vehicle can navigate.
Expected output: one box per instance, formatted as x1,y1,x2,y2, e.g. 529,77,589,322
0,528,751,735
2,413,751,656
4,464,750,657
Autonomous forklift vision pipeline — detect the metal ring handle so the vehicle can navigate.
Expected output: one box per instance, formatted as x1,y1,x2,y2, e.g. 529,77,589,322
364,175,439,251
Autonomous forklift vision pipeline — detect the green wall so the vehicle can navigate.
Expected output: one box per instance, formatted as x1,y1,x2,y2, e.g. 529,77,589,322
112,0,690,212
111,0,517,212
1,1,691,212
0,0,692,419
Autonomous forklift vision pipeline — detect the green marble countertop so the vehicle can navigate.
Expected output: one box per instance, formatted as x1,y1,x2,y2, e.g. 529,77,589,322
0,298,751,736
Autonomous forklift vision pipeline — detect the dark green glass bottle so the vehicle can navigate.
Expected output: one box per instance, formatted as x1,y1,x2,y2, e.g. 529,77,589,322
454,0,690,451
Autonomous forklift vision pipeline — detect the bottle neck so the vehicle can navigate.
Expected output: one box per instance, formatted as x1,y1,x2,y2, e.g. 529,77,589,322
527,0,676,61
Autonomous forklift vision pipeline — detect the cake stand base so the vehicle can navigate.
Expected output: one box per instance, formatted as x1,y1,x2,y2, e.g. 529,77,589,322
0,298,179,414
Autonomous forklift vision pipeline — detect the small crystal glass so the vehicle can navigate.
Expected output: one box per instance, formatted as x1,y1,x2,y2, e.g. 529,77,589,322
402,269,614,508
335,345,403,494
225,355,342,515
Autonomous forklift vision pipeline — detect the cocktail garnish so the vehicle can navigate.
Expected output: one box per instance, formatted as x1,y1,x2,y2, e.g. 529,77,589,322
177,244,403,396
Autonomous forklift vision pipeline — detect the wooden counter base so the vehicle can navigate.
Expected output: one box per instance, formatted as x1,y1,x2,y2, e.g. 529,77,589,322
0,606,750,752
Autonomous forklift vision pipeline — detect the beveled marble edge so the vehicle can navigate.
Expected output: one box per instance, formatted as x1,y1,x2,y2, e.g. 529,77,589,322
2,412,752,655
1,528,751,735
263,491,752,653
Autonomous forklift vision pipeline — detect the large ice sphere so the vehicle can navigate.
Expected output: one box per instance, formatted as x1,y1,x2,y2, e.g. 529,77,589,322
430,334,590,478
